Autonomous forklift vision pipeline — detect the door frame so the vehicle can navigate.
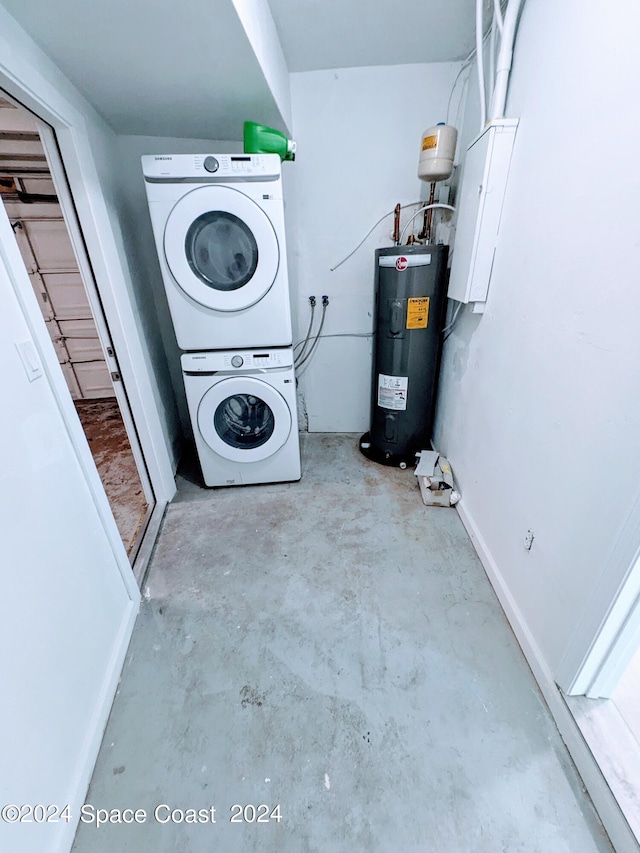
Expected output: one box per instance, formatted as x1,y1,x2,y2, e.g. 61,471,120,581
0,15,177,520
37,119,156,509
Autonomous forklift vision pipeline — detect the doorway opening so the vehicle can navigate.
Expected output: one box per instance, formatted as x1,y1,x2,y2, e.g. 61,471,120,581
562,543,640,843
0,93,154,565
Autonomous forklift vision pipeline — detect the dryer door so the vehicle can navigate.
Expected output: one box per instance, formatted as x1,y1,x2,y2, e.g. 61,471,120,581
164,185,279,312
197,376,292,462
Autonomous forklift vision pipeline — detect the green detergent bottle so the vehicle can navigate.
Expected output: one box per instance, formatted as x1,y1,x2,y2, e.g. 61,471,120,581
244,121,296,161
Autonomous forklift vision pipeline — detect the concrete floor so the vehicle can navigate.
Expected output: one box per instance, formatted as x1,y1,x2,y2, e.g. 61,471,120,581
73,434,613,853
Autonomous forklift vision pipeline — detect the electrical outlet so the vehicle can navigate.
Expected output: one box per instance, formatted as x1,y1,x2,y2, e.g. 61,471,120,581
524,530,534,551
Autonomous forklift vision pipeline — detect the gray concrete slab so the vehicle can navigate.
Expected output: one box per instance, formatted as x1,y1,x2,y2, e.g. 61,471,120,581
73,434,613,853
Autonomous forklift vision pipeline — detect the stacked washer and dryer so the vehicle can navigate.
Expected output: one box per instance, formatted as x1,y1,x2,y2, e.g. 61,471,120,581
142,153,300,487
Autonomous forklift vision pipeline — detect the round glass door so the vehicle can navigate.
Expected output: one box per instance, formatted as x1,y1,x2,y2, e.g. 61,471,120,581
197,377,291,463
186,212,258,292
214,393,274,449
164,185,280,312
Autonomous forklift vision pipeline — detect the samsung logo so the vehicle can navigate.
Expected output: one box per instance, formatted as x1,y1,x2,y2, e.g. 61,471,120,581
154,156,172,161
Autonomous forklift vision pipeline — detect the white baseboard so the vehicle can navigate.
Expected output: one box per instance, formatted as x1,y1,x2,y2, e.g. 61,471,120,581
53,600,139,853
456,499,638,853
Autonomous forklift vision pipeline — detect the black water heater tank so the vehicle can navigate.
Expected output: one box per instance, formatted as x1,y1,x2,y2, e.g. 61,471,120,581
360,244,449,467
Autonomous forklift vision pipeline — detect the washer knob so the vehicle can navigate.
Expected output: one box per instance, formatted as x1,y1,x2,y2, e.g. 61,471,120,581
203,156,219,173
231,355,244,368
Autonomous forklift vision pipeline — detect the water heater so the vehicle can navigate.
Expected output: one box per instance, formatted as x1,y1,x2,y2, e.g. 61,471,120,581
360,244,449,467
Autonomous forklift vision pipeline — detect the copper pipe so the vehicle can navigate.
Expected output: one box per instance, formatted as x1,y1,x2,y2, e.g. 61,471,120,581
425,182,437,242
392,203,401,245
418,182,437,241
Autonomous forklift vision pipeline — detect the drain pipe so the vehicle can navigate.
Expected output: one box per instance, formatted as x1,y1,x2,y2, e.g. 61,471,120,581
490,0,525,120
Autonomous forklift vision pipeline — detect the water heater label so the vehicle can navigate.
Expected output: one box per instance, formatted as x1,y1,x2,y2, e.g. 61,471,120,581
407,297,430,329
378,374,408,411
422,135,438,151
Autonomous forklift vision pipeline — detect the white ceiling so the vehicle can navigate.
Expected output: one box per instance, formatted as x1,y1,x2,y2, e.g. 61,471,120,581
0,0,285,139
0,0,482,139
268,0,478,71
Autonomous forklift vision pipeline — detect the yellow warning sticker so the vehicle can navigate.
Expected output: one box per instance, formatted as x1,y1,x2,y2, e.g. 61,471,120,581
407,297,430,329
421,135,438,151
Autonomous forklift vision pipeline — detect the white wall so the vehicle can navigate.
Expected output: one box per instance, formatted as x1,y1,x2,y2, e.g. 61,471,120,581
434,0,640,683
288,62,462,432
114,135,243,432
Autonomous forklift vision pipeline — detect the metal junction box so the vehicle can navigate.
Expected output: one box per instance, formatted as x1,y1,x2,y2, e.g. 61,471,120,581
447,119,518,308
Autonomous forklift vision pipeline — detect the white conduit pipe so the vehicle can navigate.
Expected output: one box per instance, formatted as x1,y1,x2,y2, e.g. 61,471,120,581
493,0,504,33
490,0,524,120
399,203,456,244
489,11,497,96
475,0,486,131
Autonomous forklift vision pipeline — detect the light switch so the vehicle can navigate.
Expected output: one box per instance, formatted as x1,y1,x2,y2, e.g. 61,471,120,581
16,339,43,382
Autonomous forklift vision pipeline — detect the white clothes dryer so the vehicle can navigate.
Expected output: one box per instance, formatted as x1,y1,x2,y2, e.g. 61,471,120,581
181,347,301,487
143,153,292,351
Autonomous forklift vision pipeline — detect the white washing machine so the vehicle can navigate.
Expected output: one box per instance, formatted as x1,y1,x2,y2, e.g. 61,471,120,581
181,347,300,487
142,153,292,351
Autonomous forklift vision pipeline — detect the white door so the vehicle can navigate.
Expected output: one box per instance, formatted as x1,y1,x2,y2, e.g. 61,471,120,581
164,185,279,311
197,375,292,462
0,209,138,853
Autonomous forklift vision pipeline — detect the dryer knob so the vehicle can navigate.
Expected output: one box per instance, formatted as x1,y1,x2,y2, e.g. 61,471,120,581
204,156,219,173
231,355,244,368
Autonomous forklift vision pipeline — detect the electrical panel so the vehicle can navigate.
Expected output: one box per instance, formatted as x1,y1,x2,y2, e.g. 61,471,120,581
447,119,518,306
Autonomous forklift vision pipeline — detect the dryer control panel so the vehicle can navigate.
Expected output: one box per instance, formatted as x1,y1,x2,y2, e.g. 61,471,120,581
142,153,281,181
182,348,294,372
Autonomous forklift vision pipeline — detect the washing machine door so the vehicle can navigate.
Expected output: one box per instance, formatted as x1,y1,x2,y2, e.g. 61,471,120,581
197,376,292,462
164,185,279,312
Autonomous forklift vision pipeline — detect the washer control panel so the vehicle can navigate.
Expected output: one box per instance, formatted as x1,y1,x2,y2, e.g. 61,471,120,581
181,349,294,372
224,351,285,369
